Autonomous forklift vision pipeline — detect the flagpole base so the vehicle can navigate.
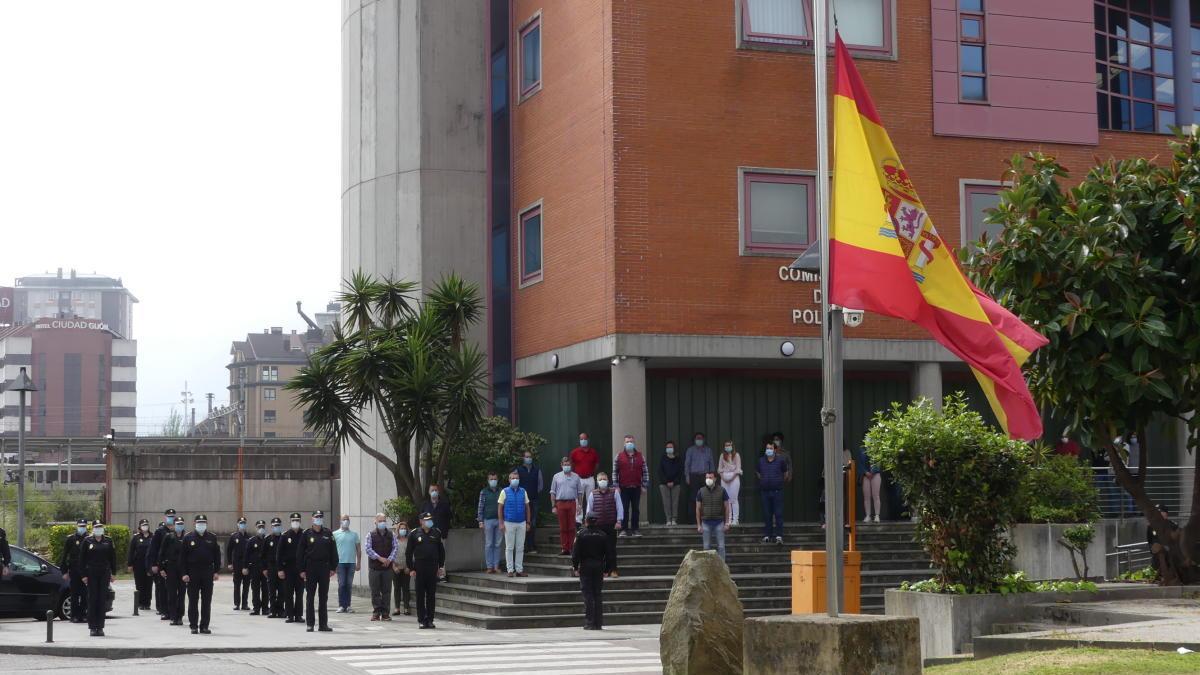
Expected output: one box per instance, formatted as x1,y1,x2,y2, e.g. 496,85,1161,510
743,614,922,675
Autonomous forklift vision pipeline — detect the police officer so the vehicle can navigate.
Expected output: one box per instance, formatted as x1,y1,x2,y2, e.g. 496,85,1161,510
265,517,284,618
59,518,89,623
127,518,154,610
0,524,11,578
405,512,445,629
157,516,187,626
572,512,609,630
299,510,337,632
181,514,221,634
79,519,116,637
243,519,268,614
227,516,249,610
275,512,305,623
146,508,178,616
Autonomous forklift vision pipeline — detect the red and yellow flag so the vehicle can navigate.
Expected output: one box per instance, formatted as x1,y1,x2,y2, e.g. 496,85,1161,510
829,34,1047,440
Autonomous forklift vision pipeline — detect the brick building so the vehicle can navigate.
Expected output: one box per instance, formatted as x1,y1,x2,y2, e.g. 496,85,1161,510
342,1,1189,524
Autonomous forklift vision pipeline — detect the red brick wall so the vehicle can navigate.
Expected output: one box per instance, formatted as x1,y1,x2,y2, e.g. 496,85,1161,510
512,0,1167,359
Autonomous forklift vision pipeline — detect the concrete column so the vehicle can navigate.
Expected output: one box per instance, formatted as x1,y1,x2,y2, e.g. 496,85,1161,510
911,362,943,410
611,357,649,523
1174,0,1194,130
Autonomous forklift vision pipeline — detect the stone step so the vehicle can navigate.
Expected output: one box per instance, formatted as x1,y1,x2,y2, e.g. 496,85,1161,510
437,581,795,605
519,560,932,581
432,604,790,630
988,622,1059,635
525,543,923,558
436,593,794,617
523,551,927,567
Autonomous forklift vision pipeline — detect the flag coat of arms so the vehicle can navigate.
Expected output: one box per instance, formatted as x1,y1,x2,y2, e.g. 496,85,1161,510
828,34,1047,440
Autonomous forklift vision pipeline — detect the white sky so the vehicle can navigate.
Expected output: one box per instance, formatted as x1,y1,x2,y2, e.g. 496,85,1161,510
0,2,341,434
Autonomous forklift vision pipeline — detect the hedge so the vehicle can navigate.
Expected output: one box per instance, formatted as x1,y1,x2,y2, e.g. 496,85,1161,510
48,523,131,569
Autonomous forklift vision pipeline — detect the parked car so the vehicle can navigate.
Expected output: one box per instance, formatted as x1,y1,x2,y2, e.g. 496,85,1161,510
0,545,114,620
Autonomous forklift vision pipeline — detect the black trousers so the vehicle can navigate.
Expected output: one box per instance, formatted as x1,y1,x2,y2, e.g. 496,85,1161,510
232,567,244,607
153,572,166,613
619,486,641,532
579,565,604,628
414,563,438,625
598,524,618,573
284,569,303,620
249,569,265,611
304,568,330,628
165,571,185,621
133,564,152,608
69,572,87,621
266,569,281,615
85,570,110,630
392,569,411,610
187,574,214,629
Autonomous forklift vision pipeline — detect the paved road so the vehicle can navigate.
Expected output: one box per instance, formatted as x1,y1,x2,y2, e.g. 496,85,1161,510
311,639,663,674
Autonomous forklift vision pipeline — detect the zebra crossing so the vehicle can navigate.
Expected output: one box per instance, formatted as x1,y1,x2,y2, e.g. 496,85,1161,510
315,640,663,674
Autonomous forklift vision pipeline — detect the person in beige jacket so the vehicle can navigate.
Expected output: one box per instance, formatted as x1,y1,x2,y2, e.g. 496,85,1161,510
718,441,744,526
390,520,411,616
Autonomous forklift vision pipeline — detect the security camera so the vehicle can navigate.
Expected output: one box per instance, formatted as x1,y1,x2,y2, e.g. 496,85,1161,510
842,309,865,328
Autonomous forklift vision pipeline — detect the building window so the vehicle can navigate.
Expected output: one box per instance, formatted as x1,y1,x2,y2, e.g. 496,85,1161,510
519,204,543,285
263,409,276,424
1096,0,1176,132
961,182,1005,248
519,13,542,99
742,172,818,254
263,388,276,401
264,432,276,438
959,0,987,101
261,366,278,382
740,0,891,54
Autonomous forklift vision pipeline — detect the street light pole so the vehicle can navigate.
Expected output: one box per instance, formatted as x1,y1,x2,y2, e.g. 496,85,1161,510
12,367,38,548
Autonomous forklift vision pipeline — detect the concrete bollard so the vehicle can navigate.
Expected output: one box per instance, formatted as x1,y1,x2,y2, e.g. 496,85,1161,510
133,589,139,616
45,610,54,642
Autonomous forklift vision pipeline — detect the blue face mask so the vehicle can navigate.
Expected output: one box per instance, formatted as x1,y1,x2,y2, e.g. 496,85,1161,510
562,465,572,473
423,519,434,530
376,521,388,530
196,523,207,534
510,478,520,488
257,528,266,536
76,527,86,535
174,524,184,533
579,439,589,447
398,529,408,537
624,443,635,451
523,457,533,465
238,523,246,530
313,518,324,527
273,526,282,534
766,449,776,458
488,479,498,488
429,491,439,500
166,516,175,525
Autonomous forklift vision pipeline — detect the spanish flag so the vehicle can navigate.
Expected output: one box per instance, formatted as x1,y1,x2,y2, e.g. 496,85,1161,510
829,34,1047,440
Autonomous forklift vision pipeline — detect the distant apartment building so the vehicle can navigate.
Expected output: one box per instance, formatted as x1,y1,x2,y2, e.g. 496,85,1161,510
0,268,138,437
195,303,336,439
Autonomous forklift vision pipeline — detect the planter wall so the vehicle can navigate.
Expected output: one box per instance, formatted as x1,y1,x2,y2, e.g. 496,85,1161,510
1010,523,1106,581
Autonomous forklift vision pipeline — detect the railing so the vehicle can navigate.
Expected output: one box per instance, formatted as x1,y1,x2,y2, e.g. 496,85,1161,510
1089,466,1194,519
1107,542,1153,576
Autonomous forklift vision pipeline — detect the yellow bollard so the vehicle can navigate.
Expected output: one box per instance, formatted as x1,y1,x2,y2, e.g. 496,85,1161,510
791,550,861,614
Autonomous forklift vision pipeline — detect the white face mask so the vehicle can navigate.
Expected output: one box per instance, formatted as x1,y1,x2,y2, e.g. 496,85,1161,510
76,527,86,535
562,465,572,473
195,523,207,534
93,528,105,537
510,478,520,488
257,528,266,536
398,529,408,537
597,479,609,489
291,521,301,530
341,519,350,529
579,439,588,447
430,491,439,499
705,478,715,488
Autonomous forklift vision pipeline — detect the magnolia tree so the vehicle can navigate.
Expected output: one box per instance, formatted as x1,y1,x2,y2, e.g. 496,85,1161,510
287,272,486,505
966,134,1200,584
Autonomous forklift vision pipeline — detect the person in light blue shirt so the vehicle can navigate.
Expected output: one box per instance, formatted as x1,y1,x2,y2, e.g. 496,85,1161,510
332,514,360,613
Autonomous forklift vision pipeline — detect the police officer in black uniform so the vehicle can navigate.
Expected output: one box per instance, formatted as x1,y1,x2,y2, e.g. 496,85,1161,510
146,508,178,616
405,512,446,629
572,511,610,630
275,512,305,623
79,519,117,636
158,516,187,625
265,516,284,617
0,524,11,577
243,519,268,614
298,510,337,632
181,514,221,634
227,516,249,610
59,518,89,623
127,518,154,610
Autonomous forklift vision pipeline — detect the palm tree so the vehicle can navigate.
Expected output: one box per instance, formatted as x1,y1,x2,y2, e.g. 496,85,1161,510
287,272,487,503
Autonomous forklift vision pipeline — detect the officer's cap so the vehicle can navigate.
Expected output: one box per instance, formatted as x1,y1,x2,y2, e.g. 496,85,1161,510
195,514,208,523
271,517,283,525
163,508,176,516
419,512,433,520
289,512,302,520
312,510,325,519
1156,503,1169,514
237,516,247,524
138,518,149,526
255,519,266,527
92,519,105,527
76,518,88,526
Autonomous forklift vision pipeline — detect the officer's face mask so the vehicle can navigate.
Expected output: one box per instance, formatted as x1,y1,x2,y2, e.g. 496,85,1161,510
93,527,105,538
273,526,283,535
257,528,266,536
291,521,301,530
196,523,207,534
313,518,324,527
174,524,184,533
423,519,434,530
76,526,86,535
237,523,246,530
140,524,149,532
166,516,175,525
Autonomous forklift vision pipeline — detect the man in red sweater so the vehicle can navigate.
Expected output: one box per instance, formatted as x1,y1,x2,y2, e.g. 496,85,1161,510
570,432,601,525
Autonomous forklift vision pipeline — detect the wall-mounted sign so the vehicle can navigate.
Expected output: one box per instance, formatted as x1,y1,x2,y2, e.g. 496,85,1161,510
0,287,11,324
778,266,819,283
33,319,110,331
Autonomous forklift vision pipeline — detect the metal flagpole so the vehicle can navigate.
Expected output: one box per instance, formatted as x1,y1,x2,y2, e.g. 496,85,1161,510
813,0,845,617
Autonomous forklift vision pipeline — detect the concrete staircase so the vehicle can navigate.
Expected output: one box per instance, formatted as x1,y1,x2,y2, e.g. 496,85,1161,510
435,521,931,629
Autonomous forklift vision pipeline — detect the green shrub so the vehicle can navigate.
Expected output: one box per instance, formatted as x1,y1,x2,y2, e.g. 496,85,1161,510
383,497,416,527
1016,454,1099,524
900,571,1099,595
866,393,1030,593
443,416,546,528
1118,566,1159,583
48,523,130,569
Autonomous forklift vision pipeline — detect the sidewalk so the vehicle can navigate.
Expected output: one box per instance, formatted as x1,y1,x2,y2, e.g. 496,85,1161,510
0,579,661,659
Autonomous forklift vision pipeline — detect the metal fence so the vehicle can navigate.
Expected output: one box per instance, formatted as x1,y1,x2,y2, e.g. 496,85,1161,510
1090,466,1195,519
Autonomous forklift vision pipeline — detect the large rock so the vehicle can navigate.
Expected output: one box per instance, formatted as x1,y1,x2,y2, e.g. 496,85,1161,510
660,549,744,675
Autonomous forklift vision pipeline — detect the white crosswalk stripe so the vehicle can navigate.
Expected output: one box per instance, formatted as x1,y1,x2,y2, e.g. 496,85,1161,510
315,640,663,674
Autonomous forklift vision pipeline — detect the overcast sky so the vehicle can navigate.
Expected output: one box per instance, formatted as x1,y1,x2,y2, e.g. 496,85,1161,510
0,2,341,434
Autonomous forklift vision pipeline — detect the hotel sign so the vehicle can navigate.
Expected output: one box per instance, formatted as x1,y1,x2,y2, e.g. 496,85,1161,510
0,287,11,324
33,319,110,331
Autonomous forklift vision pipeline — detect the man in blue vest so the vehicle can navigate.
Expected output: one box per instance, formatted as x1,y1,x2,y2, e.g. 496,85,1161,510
515,451,544,554
499,470,532,577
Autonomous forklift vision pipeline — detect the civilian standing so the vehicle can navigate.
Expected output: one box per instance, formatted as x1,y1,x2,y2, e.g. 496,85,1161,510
570,432,601,524
477,472,503,573
859,447,882,523
695,472,731,561
757,444,790,544
585,471,623,577
718,441,743,526
391,520,412,616
684,433,715,523
333,514,361,613
419,485,453,540
516,451,544,553
499,471,532,576
613,435,649,537
550,458,583,555
365,513,397,621
658,441,684,525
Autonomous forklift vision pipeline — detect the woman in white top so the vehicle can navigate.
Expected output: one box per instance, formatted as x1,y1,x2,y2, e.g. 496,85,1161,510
718,441,743,526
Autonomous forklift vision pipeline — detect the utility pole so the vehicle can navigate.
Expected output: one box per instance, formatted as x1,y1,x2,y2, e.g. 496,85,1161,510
12,367,38,548
180,381,194,436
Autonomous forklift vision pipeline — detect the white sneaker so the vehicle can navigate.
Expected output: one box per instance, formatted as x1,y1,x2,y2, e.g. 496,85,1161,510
775,536,784,545
336,607,346,613
873,515,880,523
864,515,872,523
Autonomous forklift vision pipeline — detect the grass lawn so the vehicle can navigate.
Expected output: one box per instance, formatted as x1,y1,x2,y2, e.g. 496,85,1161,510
927,648,1199,674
